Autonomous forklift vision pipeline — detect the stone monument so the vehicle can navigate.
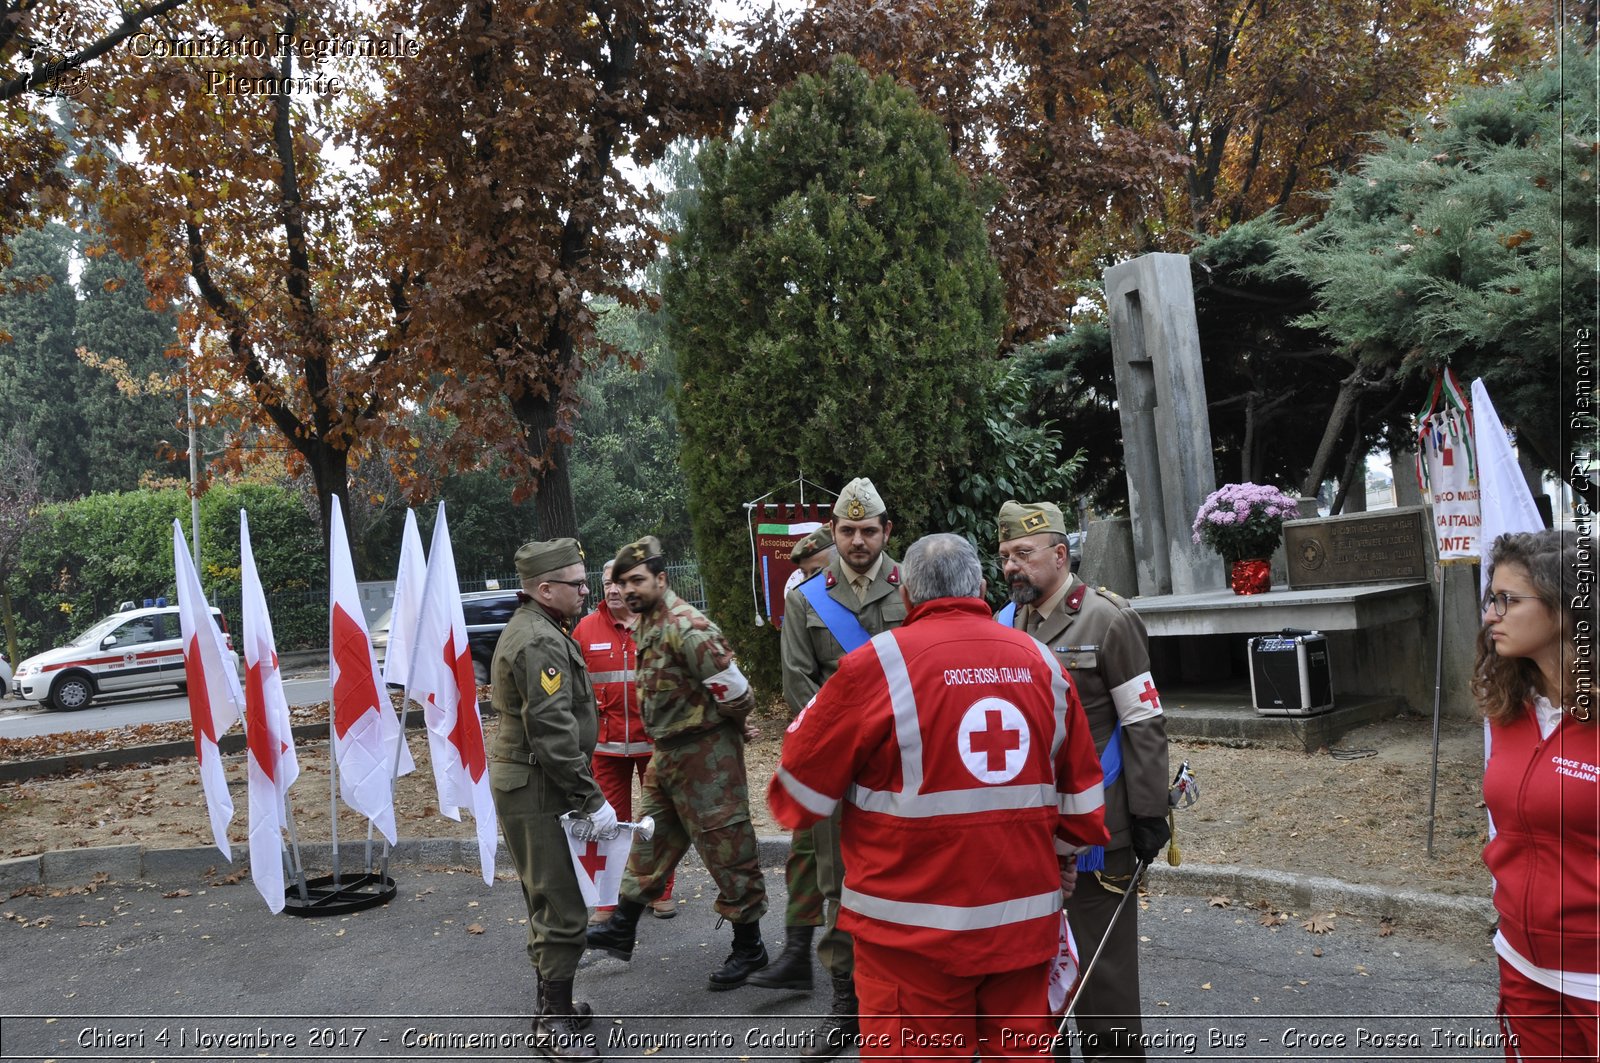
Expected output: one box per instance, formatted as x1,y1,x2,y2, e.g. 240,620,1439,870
1103,253,1225,597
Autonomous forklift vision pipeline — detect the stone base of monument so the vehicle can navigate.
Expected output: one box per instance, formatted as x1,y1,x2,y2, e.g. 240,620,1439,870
1160,686,1407,753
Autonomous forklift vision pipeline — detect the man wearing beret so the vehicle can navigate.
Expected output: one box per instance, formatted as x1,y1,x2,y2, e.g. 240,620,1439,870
586,536,770,989
753,477,905,1058
782,527,838,600
490,538,613,1061
996,501,1171,1061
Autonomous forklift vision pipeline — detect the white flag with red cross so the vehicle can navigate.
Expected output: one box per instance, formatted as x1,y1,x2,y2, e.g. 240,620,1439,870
1047,912,1081,1015
406,502,498,884
328,494,413,846
382,509,426,689
240,509,300,912
563,820,632,907
172,520,243,858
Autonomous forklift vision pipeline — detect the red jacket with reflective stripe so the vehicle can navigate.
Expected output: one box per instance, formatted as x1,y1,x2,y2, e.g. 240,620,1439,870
1483,703,1600,975
572,607,652,757
769,596,1108,972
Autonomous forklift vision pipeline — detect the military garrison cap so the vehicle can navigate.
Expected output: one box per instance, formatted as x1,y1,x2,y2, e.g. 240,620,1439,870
996,500,1067,543
789,527,834,563
612,535,664,578
515,537,585,579
834,477,886,522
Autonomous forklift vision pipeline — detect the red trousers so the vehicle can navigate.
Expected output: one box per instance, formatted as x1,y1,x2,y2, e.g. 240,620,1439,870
1498,958,1600,1061
591,753,672,902
854,939,1055,1061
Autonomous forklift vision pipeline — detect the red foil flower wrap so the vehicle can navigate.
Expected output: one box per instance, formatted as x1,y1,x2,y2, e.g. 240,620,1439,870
1229,558,1271,595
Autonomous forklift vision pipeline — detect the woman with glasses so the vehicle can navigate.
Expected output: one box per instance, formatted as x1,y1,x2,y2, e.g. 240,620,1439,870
1476,528,1599,1060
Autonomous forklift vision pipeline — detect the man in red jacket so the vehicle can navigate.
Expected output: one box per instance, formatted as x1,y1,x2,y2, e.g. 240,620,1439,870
769,533,1108,1060
572,559,675,920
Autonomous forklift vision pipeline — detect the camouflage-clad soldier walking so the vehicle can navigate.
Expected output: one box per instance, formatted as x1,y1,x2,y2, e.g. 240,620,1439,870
751,477,905,1059
490,538,616,1061
585,536,770,989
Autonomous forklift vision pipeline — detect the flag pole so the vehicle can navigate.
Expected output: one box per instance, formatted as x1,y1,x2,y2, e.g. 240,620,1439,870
328,705,341,884
283,799,310,904
1426,558,1446,857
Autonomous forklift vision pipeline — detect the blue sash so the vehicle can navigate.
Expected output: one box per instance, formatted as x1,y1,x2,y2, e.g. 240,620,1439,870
995,605,1121,871
800,575,872,654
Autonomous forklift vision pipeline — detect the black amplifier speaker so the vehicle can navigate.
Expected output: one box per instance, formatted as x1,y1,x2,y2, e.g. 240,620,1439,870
1248,631,1334,716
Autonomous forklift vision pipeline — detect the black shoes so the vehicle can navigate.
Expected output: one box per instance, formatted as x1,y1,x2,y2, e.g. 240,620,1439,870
799,974,861,1058
746,924,815,991
585,898,644,962
707,919,769,991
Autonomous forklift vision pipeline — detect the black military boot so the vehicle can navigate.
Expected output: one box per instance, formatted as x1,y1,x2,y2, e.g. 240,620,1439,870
707,919,769,990
585,897,644,962
746,924,815,990
534,977,594,1033
799,974,860,1058
534,979,599,1060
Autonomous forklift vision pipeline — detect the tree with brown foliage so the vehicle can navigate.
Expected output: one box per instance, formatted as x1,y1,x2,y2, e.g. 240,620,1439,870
358,0,745,538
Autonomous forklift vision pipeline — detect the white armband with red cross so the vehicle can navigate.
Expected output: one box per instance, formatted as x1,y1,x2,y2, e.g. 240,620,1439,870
1111,671,1163,724
704,660,750,703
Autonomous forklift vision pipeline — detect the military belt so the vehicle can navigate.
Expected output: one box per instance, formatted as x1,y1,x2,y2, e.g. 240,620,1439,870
492,749,539,766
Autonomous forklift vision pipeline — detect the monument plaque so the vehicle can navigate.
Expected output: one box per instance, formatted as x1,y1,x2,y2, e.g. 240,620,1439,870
1283,507,1432,589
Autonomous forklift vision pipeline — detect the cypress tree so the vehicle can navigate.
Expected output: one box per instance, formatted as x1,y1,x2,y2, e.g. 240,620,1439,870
663,56,1004,687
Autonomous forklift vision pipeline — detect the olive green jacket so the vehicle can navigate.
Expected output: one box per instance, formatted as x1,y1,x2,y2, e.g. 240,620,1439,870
779,552,906,716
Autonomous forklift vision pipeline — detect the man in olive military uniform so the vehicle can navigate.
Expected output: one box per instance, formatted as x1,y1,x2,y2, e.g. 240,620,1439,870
490,538,615,1061
995,501,1171,1061
585,536,770,990
750,478,905,1058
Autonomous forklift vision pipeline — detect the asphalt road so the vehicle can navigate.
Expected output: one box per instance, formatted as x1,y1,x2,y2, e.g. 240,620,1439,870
0,854,1501,1063
0,672,333,739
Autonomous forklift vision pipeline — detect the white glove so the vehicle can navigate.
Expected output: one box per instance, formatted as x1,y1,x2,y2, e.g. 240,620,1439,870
586,799,618,837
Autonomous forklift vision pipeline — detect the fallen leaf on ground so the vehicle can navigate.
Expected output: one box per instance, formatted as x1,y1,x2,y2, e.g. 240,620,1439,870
467,923,486,935
1303,914,1335,933
1208,895,1231,908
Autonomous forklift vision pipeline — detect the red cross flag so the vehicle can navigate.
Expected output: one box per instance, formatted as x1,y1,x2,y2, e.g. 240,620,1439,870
328,494,413,845
172,519,244,858
406,502,498,884
240,509,301,912
563,818,631,907
381,509,426,688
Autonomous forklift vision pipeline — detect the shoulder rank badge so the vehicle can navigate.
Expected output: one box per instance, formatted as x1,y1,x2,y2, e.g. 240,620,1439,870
540,666,562,695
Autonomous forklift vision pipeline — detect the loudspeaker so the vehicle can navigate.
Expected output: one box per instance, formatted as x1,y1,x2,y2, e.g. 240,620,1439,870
1249,633,1333,716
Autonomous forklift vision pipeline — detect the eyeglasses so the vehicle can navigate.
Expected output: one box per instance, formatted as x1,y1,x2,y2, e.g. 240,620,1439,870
544,579,590,590
1483,591,1538,617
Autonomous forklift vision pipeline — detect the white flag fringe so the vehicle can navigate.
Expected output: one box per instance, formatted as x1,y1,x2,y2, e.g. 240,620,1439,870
241,510,301,913
1471,378,1546,594
562,820,631,907
172,520,243,858
328,494,411,845
407,502,499,884
382,509,426,689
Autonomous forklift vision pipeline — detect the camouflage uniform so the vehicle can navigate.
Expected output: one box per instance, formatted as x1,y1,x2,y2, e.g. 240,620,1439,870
489,598,607,980
619,587,767,924
778,551,906,976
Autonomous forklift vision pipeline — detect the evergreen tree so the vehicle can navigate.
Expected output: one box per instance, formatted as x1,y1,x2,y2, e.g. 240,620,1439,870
74,250,186,493
663,56,1004,686
0,223,91,498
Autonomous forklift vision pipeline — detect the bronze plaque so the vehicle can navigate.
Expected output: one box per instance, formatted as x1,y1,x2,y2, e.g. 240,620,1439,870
1283,507,1431,588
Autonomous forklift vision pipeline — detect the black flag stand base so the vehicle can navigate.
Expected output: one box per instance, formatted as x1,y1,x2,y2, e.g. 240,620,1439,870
280,872,397,917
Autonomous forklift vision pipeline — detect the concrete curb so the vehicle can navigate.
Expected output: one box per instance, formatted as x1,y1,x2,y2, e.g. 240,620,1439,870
1,835,1492,942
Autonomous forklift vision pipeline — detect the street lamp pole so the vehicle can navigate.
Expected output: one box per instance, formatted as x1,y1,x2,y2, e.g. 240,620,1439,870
187,333,202,572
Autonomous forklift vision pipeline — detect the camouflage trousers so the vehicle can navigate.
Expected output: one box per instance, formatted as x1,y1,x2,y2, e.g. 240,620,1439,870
621,722,767,924
784,824,824,926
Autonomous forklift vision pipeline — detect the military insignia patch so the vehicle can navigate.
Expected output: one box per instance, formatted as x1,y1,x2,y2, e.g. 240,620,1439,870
540,667,562,695
846,499,866,520
1020,510,1048,533
886,567,900,586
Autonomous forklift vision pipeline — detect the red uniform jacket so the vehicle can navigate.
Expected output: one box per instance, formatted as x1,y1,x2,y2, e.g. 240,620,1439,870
769,596,1108,973
572,607,651,757
1483,703,1600,975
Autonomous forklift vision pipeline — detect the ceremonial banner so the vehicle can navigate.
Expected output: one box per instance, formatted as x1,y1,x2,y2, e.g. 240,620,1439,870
1046,911,1081,1015
1416,370,1479,559
562,819,632,907
328,494,412,845
407,502,498,884
752,503,830,628
240,509,301,912
172,520,244,858
382,509,426,688
1471,378,1545,594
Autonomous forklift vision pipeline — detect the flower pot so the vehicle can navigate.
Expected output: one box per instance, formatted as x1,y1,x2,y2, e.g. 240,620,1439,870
1229,558,1272,596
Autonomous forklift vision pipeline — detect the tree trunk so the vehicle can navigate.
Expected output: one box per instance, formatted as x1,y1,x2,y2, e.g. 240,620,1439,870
2,583,17,666
513,389,579,541
1299,367,1365,500
305,441,351,563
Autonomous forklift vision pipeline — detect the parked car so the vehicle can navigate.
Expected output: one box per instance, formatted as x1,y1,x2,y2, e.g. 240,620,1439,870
373,589,522,686
0,649,11,698
10,602,236,711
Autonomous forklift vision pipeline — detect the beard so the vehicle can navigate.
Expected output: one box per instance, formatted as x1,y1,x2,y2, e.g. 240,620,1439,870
1008,578,1042,606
